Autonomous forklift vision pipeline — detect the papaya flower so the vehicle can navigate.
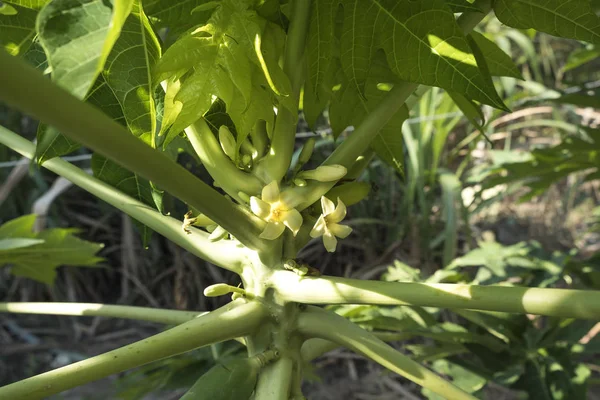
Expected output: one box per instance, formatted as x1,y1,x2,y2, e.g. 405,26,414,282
250,181,303,240
310,196,352,252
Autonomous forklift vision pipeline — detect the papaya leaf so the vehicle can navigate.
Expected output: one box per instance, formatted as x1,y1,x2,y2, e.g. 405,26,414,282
336,0,505,108
0,1,43,55
306,0,340,101
103,0,160,147
144,0,216,39
156,0,277,146
494,0,600,45
469,31,523,79
443,0,483,13
34,0,134,163
330,55,408,175
0,215,104,285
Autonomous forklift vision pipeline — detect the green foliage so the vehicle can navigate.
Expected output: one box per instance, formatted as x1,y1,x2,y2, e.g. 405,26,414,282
1,0,600,398
115,342,244,400
494,0,600,45
480,129,600,201
367,241,598,400
0,214,104,284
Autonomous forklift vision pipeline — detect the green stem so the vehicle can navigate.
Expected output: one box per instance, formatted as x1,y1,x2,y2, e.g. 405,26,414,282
0,300,267,400
254,357,294,400
0,126,247,272
0,302,201,325
283,0,311,97
255,0,311,183
274,273,600,319
186,119,264,198
251,120,269,159
297,306,477,400
0,50,263,251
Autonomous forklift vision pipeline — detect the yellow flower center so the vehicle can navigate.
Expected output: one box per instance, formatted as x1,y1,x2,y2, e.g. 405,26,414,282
267,201,285,222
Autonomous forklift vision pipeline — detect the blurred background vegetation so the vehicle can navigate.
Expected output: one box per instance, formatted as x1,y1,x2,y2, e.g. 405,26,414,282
2,14,600,400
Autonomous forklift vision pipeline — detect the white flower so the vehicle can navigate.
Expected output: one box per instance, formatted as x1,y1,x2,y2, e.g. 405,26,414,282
250,181,303,240
310,197,352,252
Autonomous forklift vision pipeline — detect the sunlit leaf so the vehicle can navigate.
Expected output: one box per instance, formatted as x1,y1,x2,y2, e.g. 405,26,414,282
34,0,134,162
337,0,505,108
0,215,103,284
494,0,600,45
469,31,523,79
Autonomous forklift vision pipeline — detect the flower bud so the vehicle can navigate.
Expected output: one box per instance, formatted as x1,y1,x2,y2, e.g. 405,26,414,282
297,137,316,167
293,178,307,187
203,283,234,297
218,125,237,161
298,165,347,182
238,191,251,203
208,225,228,241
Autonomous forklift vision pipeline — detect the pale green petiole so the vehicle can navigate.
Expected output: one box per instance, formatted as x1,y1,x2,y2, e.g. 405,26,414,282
274,272,600,320
0,302,202,325
0,300,267,400
0,126,247,272
297,306,478,400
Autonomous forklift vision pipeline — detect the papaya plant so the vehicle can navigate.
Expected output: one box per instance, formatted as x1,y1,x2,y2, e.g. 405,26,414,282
1,0,600,399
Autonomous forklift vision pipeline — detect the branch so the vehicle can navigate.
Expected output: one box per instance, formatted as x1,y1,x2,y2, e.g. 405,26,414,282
0,302,202,325
274,272,600,320
0,300,267,400
297,306,477,400
0,50,264,251
0,126,248,272
255,0,311,183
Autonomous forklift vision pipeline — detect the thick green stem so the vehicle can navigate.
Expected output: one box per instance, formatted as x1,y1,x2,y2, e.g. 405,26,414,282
0,50,263,251
0,300,267,400
0,127,246,272
274,272,600,319
186,119,264,198
297,306,477,400
254,357,294,400
0,302,201,325
255,0,311,183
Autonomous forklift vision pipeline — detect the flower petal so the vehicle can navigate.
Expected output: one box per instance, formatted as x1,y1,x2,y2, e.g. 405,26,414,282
281,209,303,236
320,196,335,215
329,223,352,239
327,198,347,223
250,197,271,219
259,221,286,240
262,181,280,203
310,215,327,238
323,231,338,252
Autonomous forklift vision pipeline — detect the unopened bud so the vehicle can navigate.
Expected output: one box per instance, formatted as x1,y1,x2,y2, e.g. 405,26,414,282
204,283,235,297
238,191,251,202
219,125,237,161
298,165,347,182
293,178,307,187
208,225,228,241
297,137,316,167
